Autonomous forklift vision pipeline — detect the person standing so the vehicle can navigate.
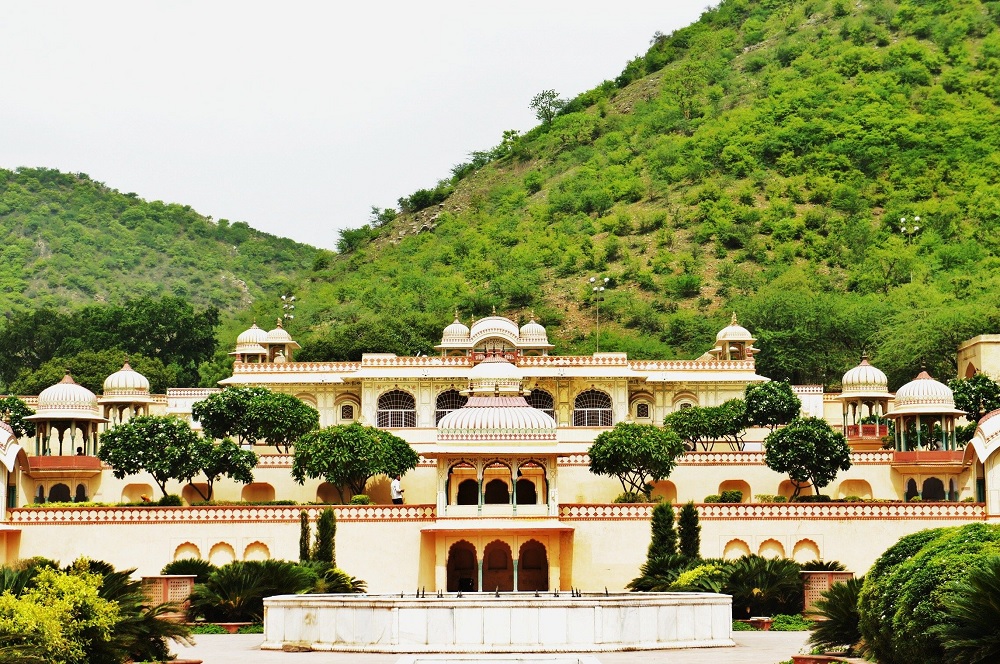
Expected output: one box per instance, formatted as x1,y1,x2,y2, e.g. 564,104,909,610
391,475,404,504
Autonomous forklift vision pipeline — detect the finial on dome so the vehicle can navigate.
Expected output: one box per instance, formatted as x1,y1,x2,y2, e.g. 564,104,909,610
61,372,75,384
530,310,536,322
492,305,497,315
454,308,460,321
276,318,283,328
731,312,738,326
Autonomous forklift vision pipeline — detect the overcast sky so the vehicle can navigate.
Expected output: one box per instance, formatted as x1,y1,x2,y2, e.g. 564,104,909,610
2,1,706,250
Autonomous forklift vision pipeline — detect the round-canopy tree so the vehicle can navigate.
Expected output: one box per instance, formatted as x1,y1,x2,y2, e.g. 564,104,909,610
189,438,258,502
98,416,205,498
192,386,319,452
291,423,419,503
744,380,802,431
764,417,851,499
588,422,686,499
949,372,1000,424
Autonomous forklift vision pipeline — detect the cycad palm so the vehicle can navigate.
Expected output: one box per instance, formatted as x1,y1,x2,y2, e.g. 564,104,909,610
931,557,1000,664
808,576,864,654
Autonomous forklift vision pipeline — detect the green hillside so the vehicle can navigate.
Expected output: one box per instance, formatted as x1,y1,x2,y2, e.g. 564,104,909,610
0,167,317,313
282,0,1000,390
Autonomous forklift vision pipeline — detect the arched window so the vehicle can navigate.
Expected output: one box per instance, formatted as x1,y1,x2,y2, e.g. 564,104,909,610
635,402,651,419
340,403,355,421
526,389,555,419
377,390,416,428
573,389,612,427
435,389,468,424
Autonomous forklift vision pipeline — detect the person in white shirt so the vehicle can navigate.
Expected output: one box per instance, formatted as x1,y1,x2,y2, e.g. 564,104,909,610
391,475,404,504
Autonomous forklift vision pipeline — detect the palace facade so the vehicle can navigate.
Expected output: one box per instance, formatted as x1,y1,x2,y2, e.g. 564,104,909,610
3,314,1000,592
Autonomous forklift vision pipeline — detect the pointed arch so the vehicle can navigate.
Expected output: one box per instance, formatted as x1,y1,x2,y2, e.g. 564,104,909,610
446,540,478,592
483,540,514,592
517,539,548,591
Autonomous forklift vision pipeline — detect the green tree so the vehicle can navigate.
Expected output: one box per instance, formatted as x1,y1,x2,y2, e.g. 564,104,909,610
314,507,336,567
190,438,258,501
588,422,686,498
648,501,677,558
0,395,35,438
744,380,802,431
9,351,176,396
764,417,851,499
193,386,318,451
291,423,420,503
712,399,749,451
97,416,204,497
529,89,566,125
299,511,311,562
664,406,715,451
678,501,701,559
949,372,1000,424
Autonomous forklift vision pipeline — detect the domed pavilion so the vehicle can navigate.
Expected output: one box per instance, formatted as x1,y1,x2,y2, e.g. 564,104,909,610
99,362,155,425
837,355,891,451
24,373,108,457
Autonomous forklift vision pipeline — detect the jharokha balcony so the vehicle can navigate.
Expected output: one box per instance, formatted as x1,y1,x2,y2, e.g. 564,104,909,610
26,455,104,479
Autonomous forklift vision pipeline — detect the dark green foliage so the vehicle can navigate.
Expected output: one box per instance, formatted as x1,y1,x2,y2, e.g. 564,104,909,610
678,501,701,559
187,560,318,623
930,556,1000,664
770,614,813,631
809,576,864,655
349,494,372,505
98,416,205,497
0,395,34,438
299,510,311,562
800,560,847,571
315,508,336,567
858,524,1000,664
628,554,697,592
725,555,804,618
648,502,678,559
160,558,216,584
949,372,1000,423
765,417,851,498
719,490,743,503
744,381,802,430
157,494,183,506
192,386,319,451
588,423,686,497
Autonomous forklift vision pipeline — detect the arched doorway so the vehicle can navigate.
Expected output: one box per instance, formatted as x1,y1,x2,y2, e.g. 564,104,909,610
515,479,537,505
49,483,71,503
483,540,514,592
484,479,509,504
905,478,919,501
446,540,478,592
922,477,945,501
456,479,479,505
518,540,548,591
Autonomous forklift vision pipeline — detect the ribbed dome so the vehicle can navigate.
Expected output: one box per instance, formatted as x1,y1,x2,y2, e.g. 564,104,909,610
469,315,519,340
519,317,548,343
889,370,963,415
441,315,471,342
716,313,753,342
103,362,150,392
842,356,888,395
468,356,523,395
975,409,1000,447
266,321,293,343
438,395,557,441
27,374,105,421
237,323,268,345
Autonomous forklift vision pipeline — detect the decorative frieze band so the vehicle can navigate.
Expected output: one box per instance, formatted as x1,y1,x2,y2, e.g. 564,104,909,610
9,504,437,525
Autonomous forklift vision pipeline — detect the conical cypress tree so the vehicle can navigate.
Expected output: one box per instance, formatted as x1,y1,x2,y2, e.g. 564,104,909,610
648,501,677,559
315,507,337,566
678,501,701,559
299,510,311,562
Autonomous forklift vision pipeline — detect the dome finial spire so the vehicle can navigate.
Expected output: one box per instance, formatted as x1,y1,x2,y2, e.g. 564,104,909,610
731,312,738,326
492,305,497,315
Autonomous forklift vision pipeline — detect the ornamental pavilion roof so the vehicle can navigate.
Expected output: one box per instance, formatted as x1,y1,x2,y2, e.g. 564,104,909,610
885,370,965,417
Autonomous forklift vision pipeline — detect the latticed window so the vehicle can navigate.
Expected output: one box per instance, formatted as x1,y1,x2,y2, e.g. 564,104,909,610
435,389,468,424
340,404,355,421
636,402,650,419
573,389,612,427
526,389,555,419
377,390,416,428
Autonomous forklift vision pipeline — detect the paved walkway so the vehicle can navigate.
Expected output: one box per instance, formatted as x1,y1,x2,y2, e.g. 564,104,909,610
172,631,811,664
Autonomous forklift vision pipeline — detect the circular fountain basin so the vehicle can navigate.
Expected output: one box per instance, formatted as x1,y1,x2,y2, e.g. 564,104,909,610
262,592,734,653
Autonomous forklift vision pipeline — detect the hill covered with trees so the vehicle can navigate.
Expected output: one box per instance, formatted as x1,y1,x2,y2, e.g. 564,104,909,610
281,0,1000,389
0,167,318,313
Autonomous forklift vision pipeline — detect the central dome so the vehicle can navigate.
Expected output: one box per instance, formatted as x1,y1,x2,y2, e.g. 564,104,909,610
716,313,753,342
467,355,523,395
27,374,105,421
438,395,557,441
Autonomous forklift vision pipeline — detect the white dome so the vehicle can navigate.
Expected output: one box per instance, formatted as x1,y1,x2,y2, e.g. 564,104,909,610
468,356,523,395
842,356,888,395
266,322,293,344
519,317,549,344
237,323,268,345
101,362,154,404
469,315,520,341
438,395,557,441
890,370,963,415
441,316,471,342
716,313,754,342
27,374,105,421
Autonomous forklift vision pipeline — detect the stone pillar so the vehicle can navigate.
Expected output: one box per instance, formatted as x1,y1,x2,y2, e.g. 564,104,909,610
549,535,562,591
434,536,447,591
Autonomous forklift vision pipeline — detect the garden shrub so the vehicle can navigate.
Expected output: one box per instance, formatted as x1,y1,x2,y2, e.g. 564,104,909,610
725,555,804,618
189,623,228,634
669,563,730,593
157,494,183,506
349,494,371,505
771,613,814,631
187,560,319,623
793,495,832,503
719,490,743,503
858,524,1000,664
613,492,648,503
732,620,760,631
703,494,721,503
237,623,264,634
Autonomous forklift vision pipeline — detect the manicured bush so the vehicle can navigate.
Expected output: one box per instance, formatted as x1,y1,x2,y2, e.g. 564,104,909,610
314,508,336,566
678,501,701,559
771,613,814,631
858,524,1000,664
703,494,722,503
648,502,677,558
157,494,183,506
930,556,1000,663
720,490,743,503
349,494,371,505
669,563,730,592
237,623,264,634
189,623,228,634
613,492,648,503
732,620,760,631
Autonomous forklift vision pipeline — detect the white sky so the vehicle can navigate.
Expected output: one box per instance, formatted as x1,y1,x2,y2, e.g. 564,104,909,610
1,1,706,250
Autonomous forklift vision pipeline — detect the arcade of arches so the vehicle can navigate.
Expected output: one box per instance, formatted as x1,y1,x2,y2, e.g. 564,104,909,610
444,537,551,592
